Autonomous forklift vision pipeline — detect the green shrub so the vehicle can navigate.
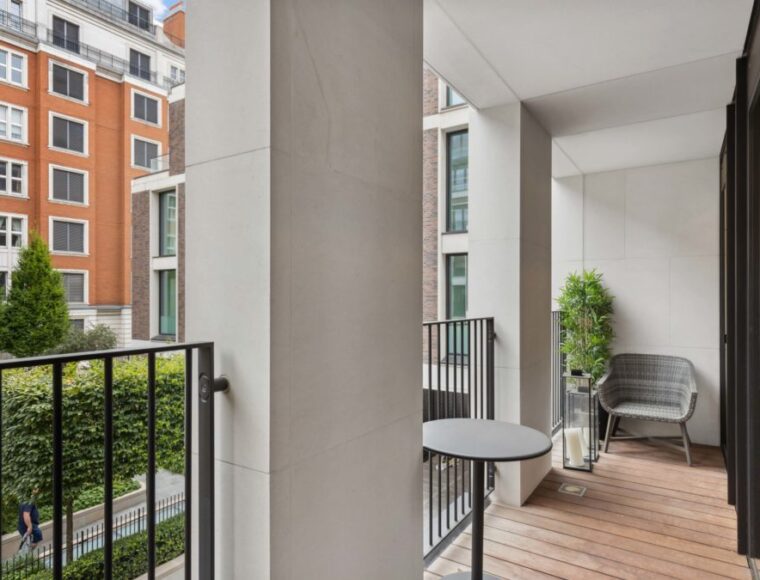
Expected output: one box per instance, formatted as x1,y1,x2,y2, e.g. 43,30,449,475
2,513,185,580
46,324,118,355
2,355,186,559
557,269,614,381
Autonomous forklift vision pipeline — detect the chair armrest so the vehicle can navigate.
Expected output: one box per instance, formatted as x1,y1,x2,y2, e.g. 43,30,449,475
679,364,698,422
596,367,619,412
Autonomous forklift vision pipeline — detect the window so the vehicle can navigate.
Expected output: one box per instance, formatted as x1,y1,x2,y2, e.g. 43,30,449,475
129,49,151,81
62,271,85,303
52,16,79,53
133,137,159,169
51,166,86,204
0,160,24,196
0,49,25,87
447,254,467,319
128,1,151,31
0,270,7,299
51,219,86,253
0,215,24,248
0,103,25,142
133,91,159,125
159,190,177,256
51,63,85,102
1,0,23,31
446,254,468,357
446,86,466,107
51,114,86,154
446,130,469,232
170,65,185,84
158,269,176,336
70,318,84,330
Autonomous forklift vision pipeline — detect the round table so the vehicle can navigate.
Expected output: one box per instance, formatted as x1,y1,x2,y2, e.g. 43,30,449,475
423,419,553,580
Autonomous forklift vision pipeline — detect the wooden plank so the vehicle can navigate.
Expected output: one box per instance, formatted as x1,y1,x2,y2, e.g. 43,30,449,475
431,545,557,580
485,506,748,579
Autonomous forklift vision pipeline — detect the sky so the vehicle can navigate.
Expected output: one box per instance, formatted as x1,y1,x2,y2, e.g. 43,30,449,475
143,0,182,22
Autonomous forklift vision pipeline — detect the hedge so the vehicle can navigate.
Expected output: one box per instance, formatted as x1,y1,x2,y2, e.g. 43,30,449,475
5,513,185,580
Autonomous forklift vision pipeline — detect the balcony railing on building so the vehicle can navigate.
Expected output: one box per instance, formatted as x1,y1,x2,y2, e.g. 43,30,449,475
0,342,224,578
551,310,564,436
47,31,158,85
422,317,495,560
149,153,171,173
66,0,156,36
0,9,38,40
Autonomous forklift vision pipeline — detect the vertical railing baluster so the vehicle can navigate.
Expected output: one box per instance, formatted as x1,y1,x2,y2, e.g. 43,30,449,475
184,348,193,580
53,362,63,579
147,352,157,579
104,356,113,579
198,345,215,580
453,321,458,521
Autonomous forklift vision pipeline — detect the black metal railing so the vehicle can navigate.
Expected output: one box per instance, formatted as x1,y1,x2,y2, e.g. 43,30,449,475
422,317,494,559
0,9,37,39
47,31,159,85
67,0,156,35
0,342,227,580
2,493,185,576
551,310,565,436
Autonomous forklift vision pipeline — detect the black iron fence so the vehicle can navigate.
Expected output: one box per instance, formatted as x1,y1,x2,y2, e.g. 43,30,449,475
551,311,565,436
0,342,227,580
422,317,495,559
2,493,185,576
67,0,156,35
0,9,37,39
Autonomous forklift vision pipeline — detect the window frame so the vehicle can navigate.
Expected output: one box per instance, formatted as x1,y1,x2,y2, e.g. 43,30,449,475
49,111,89,156
48,60,88,104
0,156,27,198
157,268,177,337
131,134,161,170
59,269,88,304
51,15,80,54
445,253,468,320
48,163,89,206
127,0,152,31
48,216,88,255
445,86,466,108
0,47,27,89
129,48,152,81
130,87,161,127
445,128,469,233
158,189,177,257
0,101,27,144
0,212,27,250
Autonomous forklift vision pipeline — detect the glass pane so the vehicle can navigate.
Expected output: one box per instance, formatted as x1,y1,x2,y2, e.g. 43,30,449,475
446,86,466,107
11,54,22,83
53,117,68,148
447,131,468,232
69,121,84,152
69,172,85,203
0,271,6,299
159,270,177,336
70,70,84,101
159,191,177,256
447,254,467,319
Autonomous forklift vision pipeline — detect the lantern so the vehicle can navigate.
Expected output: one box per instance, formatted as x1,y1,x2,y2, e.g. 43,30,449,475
562,372,598,471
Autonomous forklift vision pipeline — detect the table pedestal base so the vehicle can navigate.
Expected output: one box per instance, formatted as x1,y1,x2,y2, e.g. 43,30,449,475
440,573,500,580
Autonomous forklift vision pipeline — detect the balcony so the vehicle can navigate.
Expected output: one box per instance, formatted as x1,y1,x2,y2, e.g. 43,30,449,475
47,31,158,85
0,9,37,40
149,153,170,173
65,0,156,36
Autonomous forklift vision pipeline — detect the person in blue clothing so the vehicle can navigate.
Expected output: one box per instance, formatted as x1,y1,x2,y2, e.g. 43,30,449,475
18,488,42,549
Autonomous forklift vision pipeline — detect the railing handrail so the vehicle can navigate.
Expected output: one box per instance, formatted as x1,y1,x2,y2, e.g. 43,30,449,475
423,316,494,327
0,8,38,38
66,0,156,35
0,341,213,370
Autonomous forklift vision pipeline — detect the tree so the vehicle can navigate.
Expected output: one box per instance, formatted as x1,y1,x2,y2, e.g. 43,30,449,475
0,233,69,357
557,269,614,382
1,356,186,562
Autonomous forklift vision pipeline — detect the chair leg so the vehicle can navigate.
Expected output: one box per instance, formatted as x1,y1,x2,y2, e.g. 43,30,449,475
604,414,615,453
680,423,692,466
611,415,621,437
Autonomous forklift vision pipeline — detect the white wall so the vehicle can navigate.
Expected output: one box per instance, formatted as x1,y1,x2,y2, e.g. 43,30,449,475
552,157,720,445
186,0,422,578
469,103,552,505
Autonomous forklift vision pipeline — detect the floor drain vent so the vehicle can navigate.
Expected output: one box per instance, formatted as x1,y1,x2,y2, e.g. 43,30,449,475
558,483,587,497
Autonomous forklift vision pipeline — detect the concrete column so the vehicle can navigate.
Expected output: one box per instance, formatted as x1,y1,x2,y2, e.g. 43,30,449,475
185,1,422,578
468,103,552,505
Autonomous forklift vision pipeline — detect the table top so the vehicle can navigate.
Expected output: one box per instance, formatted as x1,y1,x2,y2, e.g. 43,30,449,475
423,419,553,462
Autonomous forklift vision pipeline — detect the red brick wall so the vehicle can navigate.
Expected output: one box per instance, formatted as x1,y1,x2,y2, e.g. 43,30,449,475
423,128,439,323
169,98,185,176
423,69,439,117
131,190,150,340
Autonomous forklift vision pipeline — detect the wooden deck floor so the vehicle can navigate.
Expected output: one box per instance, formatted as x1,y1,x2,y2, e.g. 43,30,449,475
425,439,750,579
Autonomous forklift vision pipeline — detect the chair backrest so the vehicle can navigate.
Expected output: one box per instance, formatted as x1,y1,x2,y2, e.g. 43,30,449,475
611,353,693,390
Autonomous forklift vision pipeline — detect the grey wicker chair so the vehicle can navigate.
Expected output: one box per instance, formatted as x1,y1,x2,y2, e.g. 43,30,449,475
597,353,698,465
